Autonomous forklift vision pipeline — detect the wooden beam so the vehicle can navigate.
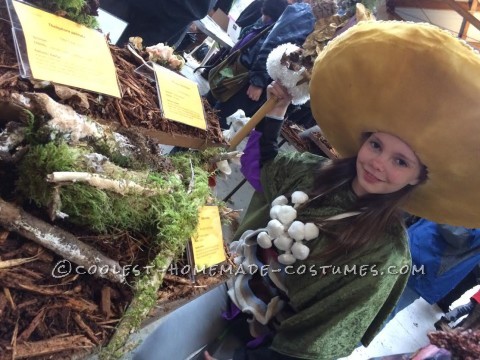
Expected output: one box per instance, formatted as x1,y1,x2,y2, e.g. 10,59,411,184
394,0,473,11
459,0,479,38
441,0,480,32
467,40,480,48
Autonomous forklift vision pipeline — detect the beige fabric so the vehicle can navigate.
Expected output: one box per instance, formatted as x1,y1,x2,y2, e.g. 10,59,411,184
310,21,480,227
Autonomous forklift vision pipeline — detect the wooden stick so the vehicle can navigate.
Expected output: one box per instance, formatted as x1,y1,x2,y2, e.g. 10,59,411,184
0,198,125,283
46,172,159,196
228,96,278,151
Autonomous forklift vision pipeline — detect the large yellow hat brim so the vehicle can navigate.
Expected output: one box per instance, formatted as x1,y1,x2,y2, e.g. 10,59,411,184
310,21,480,227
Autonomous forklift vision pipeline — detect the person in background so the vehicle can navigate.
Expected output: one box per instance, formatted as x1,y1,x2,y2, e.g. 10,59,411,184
236,0,265,29
386,219,480,322
204,21,480,359
209,0,315,128
211,0,235,15
100,0,216,47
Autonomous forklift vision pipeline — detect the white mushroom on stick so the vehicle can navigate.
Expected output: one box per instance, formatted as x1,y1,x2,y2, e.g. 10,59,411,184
291,191,309,209
291,242,310,260
257,231,273,249
274,233,294,251
305,222,320,241
272,195,289,207
267,219,285,238
278,252,296,266
277,205,297,226
288,220,305,241
227,43,311,150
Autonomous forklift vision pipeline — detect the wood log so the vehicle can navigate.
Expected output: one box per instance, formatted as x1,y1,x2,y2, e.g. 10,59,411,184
0,198,125,283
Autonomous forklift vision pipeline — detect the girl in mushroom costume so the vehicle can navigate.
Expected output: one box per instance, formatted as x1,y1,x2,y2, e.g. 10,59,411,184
210,21,480,360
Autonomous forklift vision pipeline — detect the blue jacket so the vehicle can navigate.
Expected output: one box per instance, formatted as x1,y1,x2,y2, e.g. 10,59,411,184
240,3,315,89
407,219,480,304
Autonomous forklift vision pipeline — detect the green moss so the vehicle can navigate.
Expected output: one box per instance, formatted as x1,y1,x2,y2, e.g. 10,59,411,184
17,143,212,254
33,0,99,28
16,142,80,206
89,137,137,170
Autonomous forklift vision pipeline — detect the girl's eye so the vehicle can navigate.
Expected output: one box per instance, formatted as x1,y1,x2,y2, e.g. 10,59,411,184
395,158,408,167
369,140,381,150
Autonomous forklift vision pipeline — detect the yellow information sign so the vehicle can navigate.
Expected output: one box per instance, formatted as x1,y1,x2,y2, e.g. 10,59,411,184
153,64,207,130
191,206,226,270
12,0,121,98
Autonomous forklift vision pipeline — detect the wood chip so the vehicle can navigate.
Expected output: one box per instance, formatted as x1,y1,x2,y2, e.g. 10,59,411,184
3,288,15,311
73,313,100,345
114,99,129,128
0,230,8,244
0,256,38,270
2,335,93,359
59,297,98,313
17,307,46,342
17,283,72,297
0,292,7,317
101,286,112,319
10,316,19,359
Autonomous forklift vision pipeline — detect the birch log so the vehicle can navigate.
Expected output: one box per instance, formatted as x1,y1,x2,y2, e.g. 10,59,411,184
0,198,125,283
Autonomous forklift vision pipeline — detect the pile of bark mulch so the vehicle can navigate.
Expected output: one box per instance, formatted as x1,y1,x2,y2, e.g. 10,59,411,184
0,5,226,147
281,121,338,159
429,328,480,359
0,225,230,359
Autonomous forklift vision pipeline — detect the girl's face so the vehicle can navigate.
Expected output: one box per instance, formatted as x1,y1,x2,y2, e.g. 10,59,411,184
352,132,422,197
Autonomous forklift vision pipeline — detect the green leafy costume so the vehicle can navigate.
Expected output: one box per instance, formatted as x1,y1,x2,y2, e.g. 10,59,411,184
233,151,412,359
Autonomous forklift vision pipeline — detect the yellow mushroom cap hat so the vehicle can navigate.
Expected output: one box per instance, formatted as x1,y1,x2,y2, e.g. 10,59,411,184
310,21,480,227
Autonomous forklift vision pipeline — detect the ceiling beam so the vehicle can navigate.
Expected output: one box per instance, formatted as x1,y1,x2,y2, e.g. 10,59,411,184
441,0,480,32
394,0,475,11
459,0,479,38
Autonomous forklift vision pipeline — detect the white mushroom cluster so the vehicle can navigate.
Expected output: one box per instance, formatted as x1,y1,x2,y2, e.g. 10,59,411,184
257,191,320,265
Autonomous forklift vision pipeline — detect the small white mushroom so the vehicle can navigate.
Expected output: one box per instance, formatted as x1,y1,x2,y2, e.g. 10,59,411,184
271,195,288,207
278,252,296,265
273,234,294,251
277,205,297,225
257,231,273,249
288,221,305,241
304,223,320,241
269,205,282,220
291,242,310,260
216,160,232,175
291,191,309,208
266,219,285,238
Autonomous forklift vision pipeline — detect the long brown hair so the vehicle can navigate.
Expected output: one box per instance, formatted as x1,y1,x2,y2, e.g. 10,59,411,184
308,156,428,261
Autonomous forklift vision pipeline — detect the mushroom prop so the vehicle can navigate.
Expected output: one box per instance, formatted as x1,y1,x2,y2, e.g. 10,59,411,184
263,192,320,265
227,43,311,151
